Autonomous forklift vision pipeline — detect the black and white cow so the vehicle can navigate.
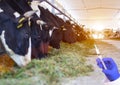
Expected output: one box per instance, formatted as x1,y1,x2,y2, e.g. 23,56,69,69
3,0,57,59
38,6,64,49
0,0,86,68
38,5,77,49
0,0,32,67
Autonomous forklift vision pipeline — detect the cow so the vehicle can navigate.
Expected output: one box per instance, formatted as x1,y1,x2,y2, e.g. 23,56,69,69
62,20,77,44
4,0,44,59
32,1,88,48
5,0,57,59
35,20,55,57
0,13,32,67
49,28,63,49
0,0,35,67
38,5,77,49
73,24,88,41
38,6,64,49
5,0,32,15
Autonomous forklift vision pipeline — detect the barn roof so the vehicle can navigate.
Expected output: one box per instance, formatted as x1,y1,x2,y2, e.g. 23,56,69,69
57,0,120,30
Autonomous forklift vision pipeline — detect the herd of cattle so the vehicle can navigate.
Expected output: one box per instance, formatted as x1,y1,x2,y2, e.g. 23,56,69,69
0,0,89,67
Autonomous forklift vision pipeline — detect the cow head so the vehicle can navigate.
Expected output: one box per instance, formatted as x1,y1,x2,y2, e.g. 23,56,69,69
62,20,77,43
35,20,56,58
0,11,33,67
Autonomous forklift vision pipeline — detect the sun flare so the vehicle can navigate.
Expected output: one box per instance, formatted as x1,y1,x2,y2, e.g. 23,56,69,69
92,23,105,31
92,33,104,39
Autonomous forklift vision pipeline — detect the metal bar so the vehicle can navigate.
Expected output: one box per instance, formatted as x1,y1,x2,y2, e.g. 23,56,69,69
51,0,55,13
44,0,72,20
37,0,78,24
66,7,120,11
37,0,45,2
55,13,62,15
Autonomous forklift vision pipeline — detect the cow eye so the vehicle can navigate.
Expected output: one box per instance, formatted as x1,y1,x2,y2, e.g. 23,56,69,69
44,24,48,28
25,33,29,38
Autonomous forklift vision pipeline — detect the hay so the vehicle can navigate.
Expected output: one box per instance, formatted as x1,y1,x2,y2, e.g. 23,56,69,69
0,54,14,75
0,39,94,85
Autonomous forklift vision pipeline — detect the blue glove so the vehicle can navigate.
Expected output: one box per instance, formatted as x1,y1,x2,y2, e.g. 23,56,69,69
96,57,120,81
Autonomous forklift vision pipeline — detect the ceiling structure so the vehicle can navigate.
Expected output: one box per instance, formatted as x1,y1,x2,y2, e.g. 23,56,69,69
57,0,120,30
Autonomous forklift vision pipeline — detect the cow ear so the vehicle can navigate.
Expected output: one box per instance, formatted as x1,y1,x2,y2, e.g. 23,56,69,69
38,5,46,11
24,10,38,18
38,5,42,11
36,20,46,25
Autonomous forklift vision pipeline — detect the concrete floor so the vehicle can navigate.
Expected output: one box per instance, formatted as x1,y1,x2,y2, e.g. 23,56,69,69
61,40,120,85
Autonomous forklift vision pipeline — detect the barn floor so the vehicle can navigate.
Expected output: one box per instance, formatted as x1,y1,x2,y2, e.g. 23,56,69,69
0,39,120,85
60,40,120,85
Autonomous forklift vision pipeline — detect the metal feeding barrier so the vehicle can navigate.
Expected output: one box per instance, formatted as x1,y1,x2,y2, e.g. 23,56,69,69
36,0,79,25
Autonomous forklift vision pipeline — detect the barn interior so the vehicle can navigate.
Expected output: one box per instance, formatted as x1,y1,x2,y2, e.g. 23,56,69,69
0,0,120,85
43,0,120,39
58,0,120,30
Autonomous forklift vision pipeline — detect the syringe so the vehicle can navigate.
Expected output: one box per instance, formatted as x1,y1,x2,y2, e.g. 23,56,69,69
94,44,107,70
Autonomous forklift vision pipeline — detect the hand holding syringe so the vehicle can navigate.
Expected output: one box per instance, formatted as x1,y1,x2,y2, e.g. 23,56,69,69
95,44,120,81
94,44,107,70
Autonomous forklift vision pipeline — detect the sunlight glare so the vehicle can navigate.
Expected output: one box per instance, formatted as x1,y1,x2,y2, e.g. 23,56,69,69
92,33,104,39
92,23,104,31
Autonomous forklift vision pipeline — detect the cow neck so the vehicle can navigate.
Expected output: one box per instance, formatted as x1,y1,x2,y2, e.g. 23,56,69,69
0,0,16,18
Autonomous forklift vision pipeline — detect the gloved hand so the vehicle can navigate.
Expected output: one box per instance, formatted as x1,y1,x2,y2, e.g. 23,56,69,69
96,57,120,81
